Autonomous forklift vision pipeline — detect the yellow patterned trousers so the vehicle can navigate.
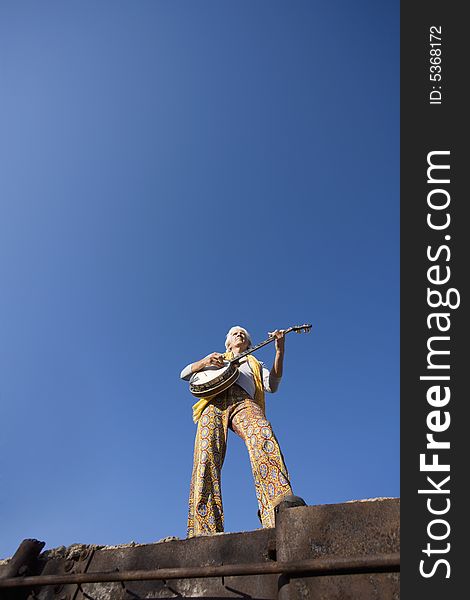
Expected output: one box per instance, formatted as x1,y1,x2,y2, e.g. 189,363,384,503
187,384,292,537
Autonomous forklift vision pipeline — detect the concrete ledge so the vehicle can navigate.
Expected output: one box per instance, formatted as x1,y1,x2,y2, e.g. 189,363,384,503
276,497,399,599
0,497,399,599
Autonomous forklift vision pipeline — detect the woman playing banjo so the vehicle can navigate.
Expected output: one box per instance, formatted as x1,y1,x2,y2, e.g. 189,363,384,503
180,325,295,538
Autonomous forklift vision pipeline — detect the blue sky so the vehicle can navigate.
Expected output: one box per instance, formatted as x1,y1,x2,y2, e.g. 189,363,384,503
0,0,399,559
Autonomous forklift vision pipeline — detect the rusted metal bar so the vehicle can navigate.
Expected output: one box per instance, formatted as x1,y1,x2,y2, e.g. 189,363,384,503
0,552,399,589
0,539,45,579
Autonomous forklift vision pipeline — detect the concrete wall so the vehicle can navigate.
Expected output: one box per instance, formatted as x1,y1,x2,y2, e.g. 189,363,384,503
0,497,399,599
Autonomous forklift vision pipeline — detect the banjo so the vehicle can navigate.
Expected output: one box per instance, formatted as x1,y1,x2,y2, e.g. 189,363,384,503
189,324,312,398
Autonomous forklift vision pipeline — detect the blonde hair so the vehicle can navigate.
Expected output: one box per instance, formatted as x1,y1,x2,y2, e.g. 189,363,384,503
225,326,252,351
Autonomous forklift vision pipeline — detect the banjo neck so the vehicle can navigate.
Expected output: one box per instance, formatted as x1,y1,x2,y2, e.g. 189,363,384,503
228,324,311,365
189,323,311,399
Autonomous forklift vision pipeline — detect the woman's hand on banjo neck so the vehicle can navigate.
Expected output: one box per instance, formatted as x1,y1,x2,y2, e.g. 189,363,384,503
268,329,286,354
191,352,225,373
268,329,286,380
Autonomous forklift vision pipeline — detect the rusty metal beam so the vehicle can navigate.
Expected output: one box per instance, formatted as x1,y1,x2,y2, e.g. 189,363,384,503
0,539,45,579
0,552,399,589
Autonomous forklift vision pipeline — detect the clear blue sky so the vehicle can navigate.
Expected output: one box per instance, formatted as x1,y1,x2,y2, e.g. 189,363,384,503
0,0,399,559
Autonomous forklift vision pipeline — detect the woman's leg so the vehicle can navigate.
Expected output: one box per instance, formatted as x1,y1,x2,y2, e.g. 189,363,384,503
187,400,228,537
231,400,293,528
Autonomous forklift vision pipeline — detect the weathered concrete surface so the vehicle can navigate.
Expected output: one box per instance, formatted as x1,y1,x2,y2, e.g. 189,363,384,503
276,498,400,599
0,497,399,599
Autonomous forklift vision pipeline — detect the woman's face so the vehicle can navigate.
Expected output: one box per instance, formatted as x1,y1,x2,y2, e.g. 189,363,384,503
228,327,250,352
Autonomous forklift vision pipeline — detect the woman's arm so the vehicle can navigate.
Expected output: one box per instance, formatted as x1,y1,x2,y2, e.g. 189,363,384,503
268,329,285,390
180,352,225,380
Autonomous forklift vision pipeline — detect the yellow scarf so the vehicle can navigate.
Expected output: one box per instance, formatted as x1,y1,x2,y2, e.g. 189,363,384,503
191,352,265,423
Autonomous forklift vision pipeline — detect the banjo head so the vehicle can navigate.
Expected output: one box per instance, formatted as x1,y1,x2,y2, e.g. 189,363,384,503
189,361,239,398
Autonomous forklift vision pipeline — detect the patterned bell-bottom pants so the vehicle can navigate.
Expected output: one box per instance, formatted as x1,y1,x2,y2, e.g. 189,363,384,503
187,384,293,537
